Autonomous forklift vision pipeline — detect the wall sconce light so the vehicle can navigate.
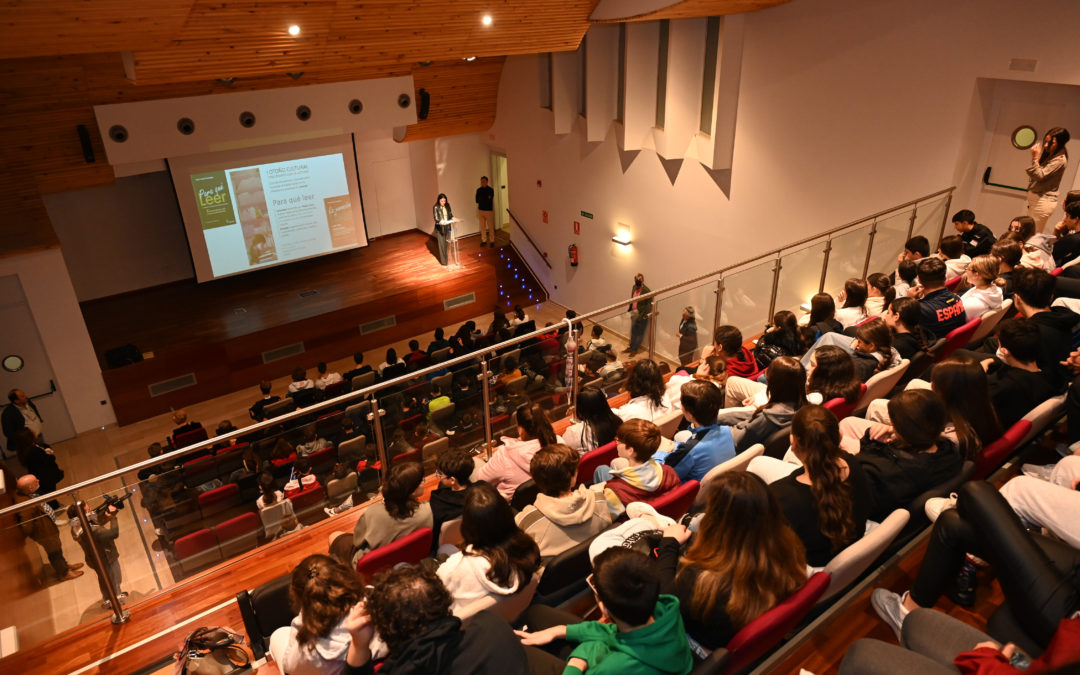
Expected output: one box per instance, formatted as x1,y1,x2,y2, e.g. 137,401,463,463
612,234,632,245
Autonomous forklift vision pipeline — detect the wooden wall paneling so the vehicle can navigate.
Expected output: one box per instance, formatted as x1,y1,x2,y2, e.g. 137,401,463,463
403,58,504,141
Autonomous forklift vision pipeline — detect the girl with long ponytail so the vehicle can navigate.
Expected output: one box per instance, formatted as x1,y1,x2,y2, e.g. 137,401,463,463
767,405,872,566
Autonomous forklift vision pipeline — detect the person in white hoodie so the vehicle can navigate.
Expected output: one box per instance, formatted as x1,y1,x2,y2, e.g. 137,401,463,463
958,254,1005,321
269,554,363,675
515,444,613,557
477,404,561,501
437,482,540,617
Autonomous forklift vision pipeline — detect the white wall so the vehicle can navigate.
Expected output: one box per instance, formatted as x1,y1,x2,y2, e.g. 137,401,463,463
489,0,1080,318
406,132,494,237
44,172,193,301
0,249,116,432
353,130,418,238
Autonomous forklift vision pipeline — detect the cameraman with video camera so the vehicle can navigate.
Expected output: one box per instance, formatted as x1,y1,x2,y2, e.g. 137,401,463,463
67,493,130,609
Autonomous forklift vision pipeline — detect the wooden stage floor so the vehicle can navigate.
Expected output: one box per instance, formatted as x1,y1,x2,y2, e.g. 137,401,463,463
81,230,545,424
82,230,513,358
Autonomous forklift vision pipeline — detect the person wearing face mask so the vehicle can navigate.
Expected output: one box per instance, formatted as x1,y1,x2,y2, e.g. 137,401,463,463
624,273,652,356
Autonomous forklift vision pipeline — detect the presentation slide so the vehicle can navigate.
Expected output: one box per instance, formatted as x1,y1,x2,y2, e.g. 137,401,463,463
170,135,367,282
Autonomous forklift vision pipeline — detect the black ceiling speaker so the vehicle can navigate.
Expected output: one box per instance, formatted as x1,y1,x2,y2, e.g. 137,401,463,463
296,105,311,121
239,111,256,128
397,93,411,109
348,99,363,115
76,124,95,163
417,88,430,120
108,124,128,143
177,117,195,135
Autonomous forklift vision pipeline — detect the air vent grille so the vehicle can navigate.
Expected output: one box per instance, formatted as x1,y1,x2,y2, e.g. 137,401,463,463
148,373,197,397
360,316,397,335
443,292,477,311
262,342,305,364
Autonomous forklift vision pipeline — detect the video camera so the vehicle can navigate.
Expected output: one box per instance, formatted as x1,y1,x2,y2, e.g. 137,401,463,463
92,491,133,516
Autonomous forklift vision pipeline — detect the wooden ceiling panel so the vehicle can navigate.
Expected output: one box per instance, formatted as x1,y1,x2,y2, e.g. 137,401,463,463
0,0,195,59
128,0,593,85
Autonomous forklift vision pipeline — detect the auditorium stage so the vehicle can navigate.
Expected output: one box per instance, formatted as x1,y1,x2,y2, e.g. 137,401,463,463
81,230,545,425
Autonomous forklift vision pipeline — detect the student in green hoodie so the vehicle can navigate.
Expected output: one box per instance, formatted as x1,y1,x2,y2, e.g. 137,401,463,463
516,547,693,675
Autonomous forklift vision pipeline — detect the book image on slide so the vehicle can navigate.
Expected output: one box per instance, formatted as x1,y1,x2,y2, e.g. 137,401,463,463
230,168,278,266
324,195,355,248
191,171,237,230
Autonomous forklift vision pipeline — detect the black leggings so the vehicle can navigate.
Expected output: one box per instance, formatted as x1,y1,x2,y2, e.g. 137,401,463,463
910,480,1080,648
1068,374,1080,443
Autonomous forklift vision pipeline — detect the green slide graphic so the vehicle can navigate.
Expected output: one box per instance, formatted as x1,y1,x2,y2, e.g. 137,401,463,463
191,171,237,230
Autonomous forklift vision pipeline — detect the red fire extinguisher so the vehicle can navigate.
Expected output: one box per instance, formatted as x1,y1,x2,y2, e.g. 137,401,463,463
568,244,579,267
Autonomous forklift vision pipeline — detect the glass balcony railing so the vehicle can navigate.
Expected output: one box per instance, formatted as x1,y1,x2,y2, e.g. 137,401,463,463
0,186,954,654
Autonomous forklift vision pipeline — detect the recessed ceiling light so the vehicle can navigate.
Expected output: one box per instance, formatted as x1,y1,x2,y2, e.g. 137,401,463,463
464,56,477,62
481,14,493,26
288,24,301,36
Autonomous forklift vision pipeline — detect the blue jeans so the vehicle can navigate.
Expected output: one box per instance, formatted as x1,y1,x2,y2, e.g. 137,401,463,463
629,315,649,352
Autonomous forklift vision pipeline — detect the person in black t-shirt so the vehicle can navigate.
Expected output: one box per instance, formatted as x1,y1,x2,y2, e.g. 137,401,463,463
428,448,476,554
475,176,496,247
981,318,1059,428
952,209,995,258
249,380,281,421
342,352,373,383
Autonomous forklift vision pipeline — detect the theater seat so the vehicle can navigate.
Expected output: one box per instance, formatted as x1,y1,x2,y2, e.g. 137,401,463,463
819,509,909,603
822,384,866,421
533,535,597,608
511,479,539,512
975,420,1032,480
576,441,617,487
722,571,830,673
173,426,208,449
935,316,981,362
215,512,261,559
198,482,240,520
236,573,294,660
263,398,297,419
650,480,699,521
289,484,326,524
355,528,433,582
174,528,222,576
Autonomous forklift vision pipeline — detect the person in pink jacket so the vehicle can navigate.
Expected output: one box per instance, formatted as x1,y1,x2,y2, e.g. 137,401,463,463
477,404,561,500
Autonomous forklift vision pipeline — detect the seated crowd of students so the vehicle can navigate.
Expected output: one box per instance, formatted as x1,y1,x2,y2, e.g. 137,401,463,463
11,190,1080,673
259,202,1080,675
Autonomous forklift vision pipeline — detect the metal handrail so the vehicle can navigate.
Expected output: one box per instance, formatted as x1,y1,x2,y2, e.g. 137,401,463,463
506,209,554,268
0,186,954,519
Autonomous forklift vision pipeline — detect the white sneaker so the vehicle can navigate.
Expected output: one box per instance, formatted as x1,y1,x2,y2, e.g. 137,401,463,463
870,588,911,641
924,493,958,522
625,501,676,528
1021,463,1055,481
323,507,336,518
